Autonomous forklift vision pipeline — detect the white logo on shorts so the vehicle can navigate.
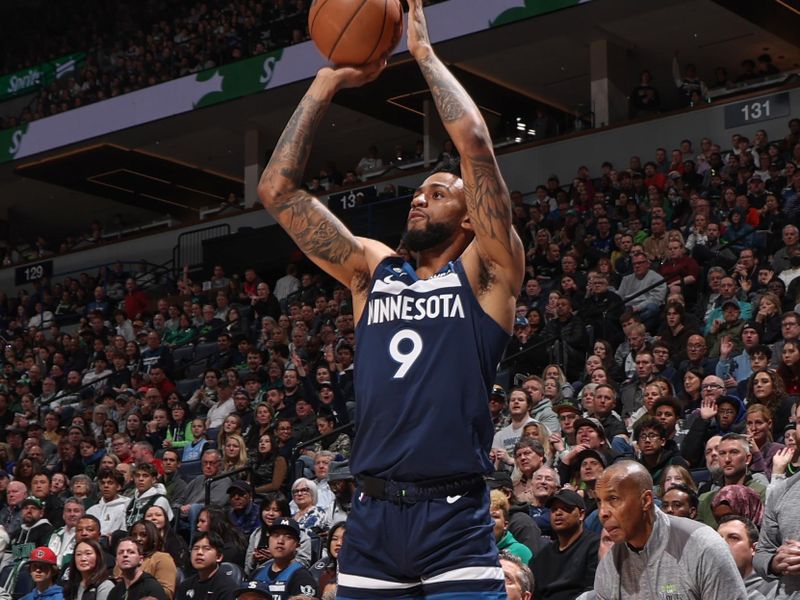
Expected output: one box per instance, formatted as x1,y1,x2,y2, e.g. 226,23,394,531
446,495,462,504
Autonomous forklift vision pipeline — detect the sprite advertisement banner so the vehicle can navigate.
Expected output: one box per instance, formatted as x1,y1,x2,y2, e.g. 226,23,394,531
0,0,589,165
0,52,86,101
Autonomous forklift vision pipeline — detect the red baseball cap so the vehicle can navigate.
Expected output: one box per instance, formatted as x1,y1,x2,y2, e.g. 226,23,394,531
28,547,57,566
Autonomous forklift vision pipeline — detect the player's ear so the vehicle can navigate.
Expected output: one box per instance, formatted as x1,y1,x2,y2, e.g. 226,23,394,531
461,214,473,231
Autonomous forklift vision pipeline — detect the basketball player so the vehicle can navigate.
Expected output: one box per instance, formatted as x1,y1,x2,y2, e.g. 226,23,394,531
258,1,524,597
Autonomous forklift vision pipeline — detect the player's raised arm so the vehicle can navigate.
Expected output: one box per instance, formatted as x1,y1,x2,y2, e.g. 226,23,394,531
406,0,523,289
258,63,385,287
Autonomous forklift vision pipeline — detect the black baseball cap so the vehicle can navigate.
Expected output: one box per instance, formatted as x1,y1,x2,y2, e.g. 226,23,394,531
226,480,252,496
490,384,506,401
234,581,271,599
546,488,586,511
486,470,513,490
267,517,301,541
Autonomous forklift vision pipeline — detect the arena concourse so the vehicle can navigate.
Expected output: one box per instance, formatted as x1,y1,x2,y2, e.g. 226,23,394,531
0,0,799,599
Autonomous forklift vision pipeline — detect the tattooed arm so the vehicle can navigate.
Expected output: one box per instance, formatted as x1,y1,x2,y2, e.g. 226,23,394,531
407,0,523,291
258,64,387,287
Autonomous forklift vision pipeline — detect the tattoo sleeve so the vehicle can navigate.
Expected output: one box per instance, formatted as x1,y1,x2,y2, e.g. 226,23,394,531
417,53,466,123
463,154,514,255
261,95,327,195
409,1,517,262
259,85,362,272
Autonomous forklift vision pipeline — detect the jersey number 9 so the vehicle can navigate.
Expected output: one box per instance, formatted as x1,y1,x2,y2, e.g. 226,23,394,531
389,329,423,378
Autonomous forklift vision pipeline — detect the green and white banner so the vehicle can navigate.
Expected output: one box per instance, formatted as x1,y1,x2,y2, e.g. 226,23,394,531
0,52,86,101
0,0,590,165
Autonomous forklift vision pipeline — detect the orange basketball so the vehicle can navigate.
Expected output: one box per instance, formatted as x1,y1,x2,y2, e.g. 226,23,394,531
309,0,403,66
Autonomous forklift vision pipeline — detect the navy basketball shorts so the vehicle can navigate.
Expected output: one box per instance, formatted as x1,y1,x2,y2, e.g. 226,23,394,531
336,485,507,600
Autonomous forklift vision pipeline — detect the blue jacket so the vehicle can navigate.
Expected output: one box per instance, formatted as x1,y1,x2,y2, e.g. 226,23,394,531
21,585,64,600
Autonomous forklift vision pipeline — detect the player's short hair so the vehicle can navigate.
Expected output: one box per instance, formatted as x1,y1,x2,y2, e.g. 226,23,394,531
432,162,462,179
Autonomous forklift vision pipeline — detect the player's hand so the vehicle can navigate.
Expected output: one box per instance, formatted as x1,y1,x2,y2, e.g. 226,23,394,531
699,397,718,421
319,58,387,90
406,0,432,57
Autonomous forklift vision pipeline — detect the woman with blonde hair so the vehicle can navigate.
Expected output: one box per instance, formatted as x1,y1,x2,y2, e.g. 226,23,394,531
521,421,553,466
542,364,575,400
222,433,248,474
745,404,784,478
753,292,782,344
216,413,243,449
659,464,698,495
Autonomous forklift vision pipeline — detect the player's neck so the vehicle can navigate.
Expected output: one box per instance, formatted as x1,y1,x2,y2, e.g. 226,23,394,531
413,236,468,278
414,250,459,279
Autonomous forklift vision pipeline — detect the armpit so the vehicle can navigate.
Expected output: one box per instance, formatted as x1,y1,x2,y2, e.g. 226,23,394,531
351,269,372,296
477,256,497,295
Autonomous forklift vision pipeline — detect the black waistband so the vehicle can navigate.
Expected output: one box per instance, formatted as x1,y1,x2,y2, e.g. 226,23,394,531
358,473,486,503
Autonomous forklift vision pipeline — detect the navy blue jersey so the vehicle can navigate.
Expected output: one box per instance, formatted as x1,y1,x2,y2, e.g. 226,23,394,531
351,255,509,480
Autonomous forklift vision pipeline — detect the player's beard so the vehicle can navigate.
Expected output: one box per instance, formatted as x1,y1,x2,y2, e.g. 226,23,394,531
402,221,454,252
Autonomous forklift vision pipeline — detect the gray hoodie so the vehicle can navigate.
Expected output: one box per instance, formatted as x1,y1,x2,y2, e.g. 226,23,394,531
754,471,800,598
594,508,747,599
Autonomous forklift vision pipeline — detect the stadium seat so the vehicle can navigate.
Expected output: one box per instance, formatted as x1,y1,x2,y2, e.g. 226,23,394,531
176,378,202,398
178,460,203,480
193,342,218,363
185,362,209,379
172,346,195,377
220,562,243,585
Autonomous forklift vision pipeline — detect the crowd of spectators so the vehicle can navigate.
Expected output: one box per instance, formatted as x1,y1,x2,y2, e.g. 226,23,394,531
0,112,798,598
629,52,791,118
0,0,443,133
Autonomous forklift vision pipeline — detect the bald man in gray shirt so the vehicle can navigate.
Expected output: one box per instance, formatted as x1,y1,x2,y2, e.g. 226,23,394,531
593,460,747,599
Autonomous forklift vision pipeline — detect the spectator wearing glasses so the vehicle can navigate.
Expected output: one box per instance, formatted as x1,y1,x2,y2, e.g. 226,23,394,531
678,335,717,383
173,449,228,535
681,375,742,463
633,418,688,488
289,478,329,533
